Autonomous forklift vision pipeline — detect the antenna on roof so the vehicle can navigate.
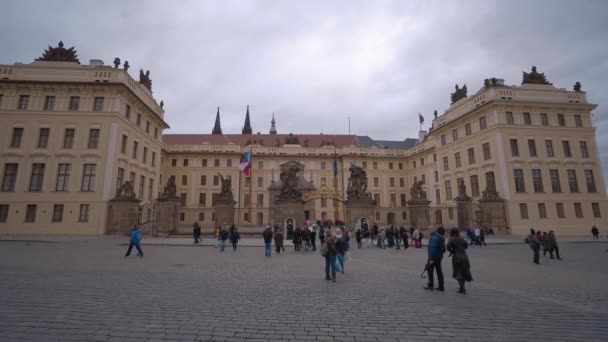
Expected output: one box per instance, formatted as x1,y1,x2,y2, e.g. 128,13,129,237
348,116,351,135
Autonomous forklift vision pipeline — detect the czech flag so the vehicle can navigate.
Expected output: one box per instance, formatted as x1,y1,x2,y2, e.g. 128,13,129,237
239,146,252,176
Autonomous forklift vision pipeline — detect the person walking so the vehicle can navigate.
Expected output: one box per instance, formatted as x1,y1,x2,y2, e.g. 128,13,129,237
400,226,409,250
479,227,487,247
355,228,362,248
192,222,202,244
424,226,446,291
335,228,347,273
545,230,562,260
319,224,326,245
274,228,284,254
525,229,541,264
302,226,311,252
293,226,302,252
446,228,473,294
386,225,395,248
219,226,229,252
263,225,273,257
311,224,317,251
395,226,401,250
323,230,339,282
230,225,240,252
474,226,481,246
542,231,549,257
591,226,599,240
125,225,144,257
214,226,221,248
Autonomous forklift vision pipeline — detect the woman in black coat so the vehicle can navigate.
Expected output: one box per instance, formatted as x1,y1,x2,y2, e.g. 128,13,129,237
446,228,473,294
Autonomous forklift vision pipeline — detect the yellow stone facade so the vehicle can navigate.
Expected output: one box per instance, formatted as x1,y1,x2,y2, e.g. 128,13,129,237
1,49,606,236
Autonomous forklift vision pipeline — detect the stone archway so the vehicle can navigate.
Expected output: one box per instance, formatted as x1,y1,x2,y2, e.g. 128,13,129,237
285,217,295,240
386,212,395,225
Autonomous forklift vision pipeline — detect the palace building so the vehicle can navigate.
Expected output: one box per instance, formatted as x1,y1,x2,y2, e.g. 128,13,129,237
0,42,606,235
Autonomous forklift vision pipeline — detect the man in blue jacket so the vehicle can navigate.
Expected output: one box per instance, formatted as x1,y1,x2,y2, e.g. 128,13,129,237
424,226,446,291
125,225,144,257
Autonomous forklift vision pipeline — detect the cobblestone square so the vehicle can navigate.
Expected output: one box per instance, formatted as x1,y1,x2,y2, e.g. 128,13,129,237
1,238,607,341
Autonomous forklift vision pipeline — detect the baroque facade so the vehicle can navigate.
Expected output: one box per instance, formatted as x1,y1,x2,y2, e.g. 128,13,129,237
0,43,606,235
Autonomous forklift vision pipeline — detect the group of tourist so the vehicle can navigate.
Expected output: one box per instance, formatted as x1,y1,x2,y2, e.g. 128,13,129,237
525,229,562,264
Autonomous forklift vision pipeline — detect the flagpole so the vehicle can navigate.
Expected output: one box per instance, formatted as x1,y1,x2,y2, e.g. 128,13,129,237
248,139,253,224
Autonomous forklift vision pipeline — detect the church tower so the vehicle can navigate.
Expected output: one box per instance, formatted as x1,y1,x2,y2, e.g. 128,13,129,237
212,107,222,134
242,105,252,134
269,113,277,134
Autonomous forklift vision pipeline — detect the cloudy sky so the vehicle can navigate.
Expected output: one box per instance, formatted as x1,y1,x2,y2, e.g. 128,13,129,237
1,0,608,181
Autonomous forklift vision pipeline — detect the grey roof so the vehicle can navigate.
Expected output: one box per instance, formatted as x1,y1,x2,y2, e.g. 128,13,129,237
356,136,419,150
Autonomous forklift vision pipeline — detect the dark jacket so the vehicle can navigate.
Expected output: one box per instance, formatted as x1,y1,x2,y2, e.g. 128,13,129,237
545,233,557,250
230,231,240,243
274,232,284,246
427,232,446,261
525,233,541,250
355,230,362,241
447,236,472,282
262,229,273,243
293,228,302,243
193,224,201,237
220,229,229,241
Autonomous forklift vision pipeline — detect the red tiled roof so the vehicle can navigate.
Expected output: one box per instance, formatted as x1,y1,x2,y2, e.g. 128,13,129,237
163,134,359,148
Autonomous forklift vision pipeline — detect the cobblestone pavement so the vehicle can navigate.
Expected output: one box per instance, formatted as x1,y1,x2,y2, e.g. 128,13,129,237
1,238,607,342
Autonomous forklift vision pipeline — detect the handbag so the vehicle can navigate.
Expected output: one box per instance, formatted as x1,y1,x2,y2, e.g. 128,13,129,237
320,242,329,257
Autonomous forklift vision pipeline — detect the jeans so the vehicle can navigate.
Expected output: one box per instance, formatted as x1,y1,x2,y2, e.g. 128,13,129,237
232,241,238,251
265,242,272,257
533,248,540,264
220,239,226,252
427,259,444,288
125,243,143,257
325,254,336,280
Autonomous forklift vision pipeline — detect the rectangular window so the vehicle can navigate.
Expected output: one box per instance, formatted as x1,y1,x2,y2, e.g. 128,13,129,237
519,203,529,219
180,193,187,206
143,147,148,164
373,162,378,169
389,177,395,187
574,203,583,218
18,95,30,110
199,193,207,206
567,169,579,192
513,169,525,193
214,175,220,186
373,177,379,187
549,169,561,192
257,177,263,188
420,158,424,166
125,104,131,119
527,139,537,157
479,116,487,129
443,156,449,171
445,180,452,200
470,175,479,197
399,162,403,170
146,121,150,133
52,204,64,222
592,202,601,218
454,152,461,168
523,112,531,125
452,129,458,142
390,194,396,207
362,161,367,169
171,159,177,167
556,203,565,218
151,152,156,167
139,175,145,199
389,162,394,170
435,189,441,204
465,123,472,136
257,194,264,206
580,141,589,158
320,197,327,208
55,163,71,191
81,164,96,192
183,159,188,167
136,114,141,126
201,175,207,186
413,161,416,168
256,160,263,169
44,96,56,111
29,163,45,191
585,169,597,193
557,114,565,126
400,178,405,187
226,159,232,167
181,175,188,186
116,168,124,193
506,111,514,124
485,172,496,193
467,147,475,164
538,203,547,218
25,204,37,222
374,194,380,206
10,128,23,148
132,141,138,159
0,204,9,223
540,113,549,126
320,162,326,169
400,194,406,206
202,159,207,167
563,141,572,158
482,142,491,160
93,97,104,111
434,170,439,182
441,135,446,146
69,96,80,111
63,128,75,149
574,114,583,127
510,139,519,157
213,159,220,167
148,179,154,200
38,128,50,148
120,135,128,154
88,129,100,149
79,204,90,222
154,127,158,139
532,169,543,193
448,207,454,220
545,140,554,157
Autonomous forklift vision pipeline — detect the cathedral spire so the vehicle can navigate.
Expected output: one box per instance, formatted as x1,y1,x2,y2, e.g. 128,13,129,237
242,105,252,135
269,113,277,134
212,107,222,134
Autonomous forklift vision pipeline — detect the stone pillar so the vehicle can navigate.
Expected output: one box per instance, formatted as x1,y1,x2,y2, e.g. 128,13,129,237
455,198,473,229
274,199,306,232
106,199,140,234
214,199,236,228
479,199,507,234
408,200,431,229
156,199,180,236
344,198,375,229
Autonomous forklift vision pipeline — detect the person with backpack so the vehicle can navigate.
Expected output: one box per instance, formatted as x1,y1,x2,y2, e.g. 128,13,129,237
192,222,202,244
125,225,144,257
263,225,273,258
424,226,446,291
322,230,338,282
230,225,240,252
219,226,229,252
274,227,284,254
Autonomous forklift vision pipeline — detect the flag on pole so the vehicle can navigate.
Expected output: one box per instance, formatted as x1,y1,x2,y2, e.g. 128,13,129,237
333,147,338,177
418,112,424,124
239,145,252,176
